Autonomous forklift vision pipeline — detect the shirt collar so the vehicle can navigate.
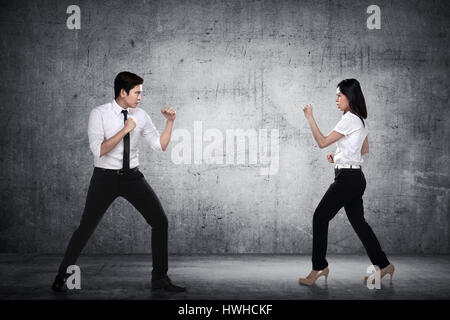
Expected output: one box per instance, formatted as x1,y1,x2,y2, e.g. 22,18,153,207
112,99,129,115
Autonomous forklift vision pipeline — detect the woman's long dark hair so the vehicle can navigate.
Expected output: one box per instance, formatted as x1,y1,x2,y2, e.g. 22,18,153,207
337,79,367,127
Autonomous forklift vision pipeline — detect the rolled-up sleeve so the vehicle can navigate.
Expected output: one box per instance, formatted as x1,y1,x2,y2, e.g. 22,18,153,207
88,109,104,158
142,112,162,152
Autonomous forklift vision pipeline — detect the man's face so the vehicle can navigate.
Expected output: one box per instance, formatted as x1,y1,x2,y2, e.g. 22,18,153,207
122,84,142,108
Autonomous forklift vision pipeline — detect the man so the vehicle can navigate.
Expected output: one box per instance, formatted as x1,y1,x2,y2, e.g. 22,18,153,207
52,71,185,293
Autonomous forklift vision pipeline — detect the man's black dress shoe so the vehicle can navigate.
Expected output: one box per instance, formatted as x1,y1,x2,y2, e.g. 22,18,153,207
52,273,69,292
151,276,186,292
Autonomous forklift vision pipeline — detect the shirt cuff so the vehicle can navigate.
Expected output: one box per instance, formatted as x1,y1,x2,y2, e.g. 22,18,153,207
90,142,102,158
154,137,163,152
333,128,347,135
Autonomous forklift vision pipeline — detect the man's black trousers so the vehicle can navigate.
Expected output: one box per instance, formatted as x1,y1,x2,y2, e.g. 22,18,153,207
57,167,168,279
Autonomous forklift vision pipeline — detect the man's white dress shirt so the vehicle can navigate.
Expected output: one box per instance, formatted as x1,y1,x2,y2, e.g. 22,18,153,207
88,99,162,169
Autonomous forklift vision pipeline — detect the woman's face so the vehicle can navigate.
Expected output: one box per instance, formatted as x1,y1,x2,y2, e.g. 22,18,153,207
336,88,351,113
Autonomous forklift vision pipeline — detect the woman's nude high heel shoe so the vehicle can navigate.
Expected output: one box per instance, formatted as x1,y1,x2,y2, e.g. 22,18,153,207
299,267,329,286
364,263,395,284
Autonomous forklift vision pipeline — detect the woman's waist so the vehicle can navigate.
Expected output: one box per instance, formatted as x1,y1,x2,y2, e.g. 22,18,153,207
333,153,364,166
334,165,365,179
334,163,362,169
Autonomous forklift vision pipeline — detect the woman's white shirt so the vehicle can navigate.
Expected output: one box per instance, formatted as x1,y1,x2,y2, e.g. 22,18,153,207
332,111,368,165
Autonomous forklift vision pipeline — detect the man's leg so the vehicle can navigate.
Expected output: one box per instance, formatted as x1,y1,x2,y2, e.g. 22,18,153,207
120,171,168,279
120,170,185,292
57,170,118,276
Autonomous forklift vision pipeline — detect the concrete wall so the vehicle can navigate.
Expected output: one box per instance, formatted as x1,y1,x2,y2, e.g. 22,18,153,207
0,0,448,254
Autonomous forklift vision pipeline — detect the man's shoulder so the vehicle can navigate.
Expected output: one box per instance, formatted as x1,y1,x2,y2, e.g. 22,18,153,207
91,101,113,113
133,107,149,116
132,107,153,121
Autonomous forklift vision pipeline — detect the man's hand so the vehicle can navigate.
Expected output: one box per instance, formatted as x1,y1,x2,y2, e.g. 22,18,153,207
124,118,136,133
161,107,176,121
100,117,135,157
303,104,313,119
160,108,176,151
326,152,334,163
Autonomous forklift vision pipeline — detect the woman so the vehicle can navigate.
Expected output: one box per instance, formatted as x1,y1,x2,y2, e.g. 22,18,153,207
299,78,394,286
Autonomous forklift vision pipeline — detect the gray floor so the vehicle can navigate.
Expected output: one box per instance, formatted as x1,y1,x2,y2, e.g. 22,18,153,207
0,254,449,300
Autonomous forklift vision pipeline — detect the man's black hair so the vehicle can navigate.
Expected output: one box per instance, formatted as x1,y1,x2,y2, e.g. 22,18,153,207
114,71,143,99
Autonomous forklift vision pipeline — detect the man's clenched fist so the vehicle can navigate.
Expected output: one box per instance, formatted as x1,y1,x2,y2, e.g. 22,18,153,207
124,118,136,133
161,107,176,121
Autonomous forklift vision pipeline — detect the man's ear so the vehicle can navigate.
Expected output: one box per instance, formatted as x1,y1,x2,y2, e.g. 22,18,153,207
120,88,128,97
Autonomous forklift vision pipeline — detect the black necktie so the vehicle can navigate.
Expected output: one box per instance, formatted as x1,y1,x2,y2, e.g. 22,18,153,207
121,110,130,170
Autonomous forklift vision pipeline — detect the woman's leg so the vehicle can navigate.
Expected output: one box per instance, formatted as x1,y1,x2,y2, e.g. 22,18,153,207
344,195,390,269
311,181,349,270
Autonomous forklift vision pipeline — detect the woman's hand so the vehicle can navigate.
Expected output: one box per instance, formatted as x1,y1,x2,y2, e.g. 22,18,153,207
326,152,334,163
303,104,313,119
